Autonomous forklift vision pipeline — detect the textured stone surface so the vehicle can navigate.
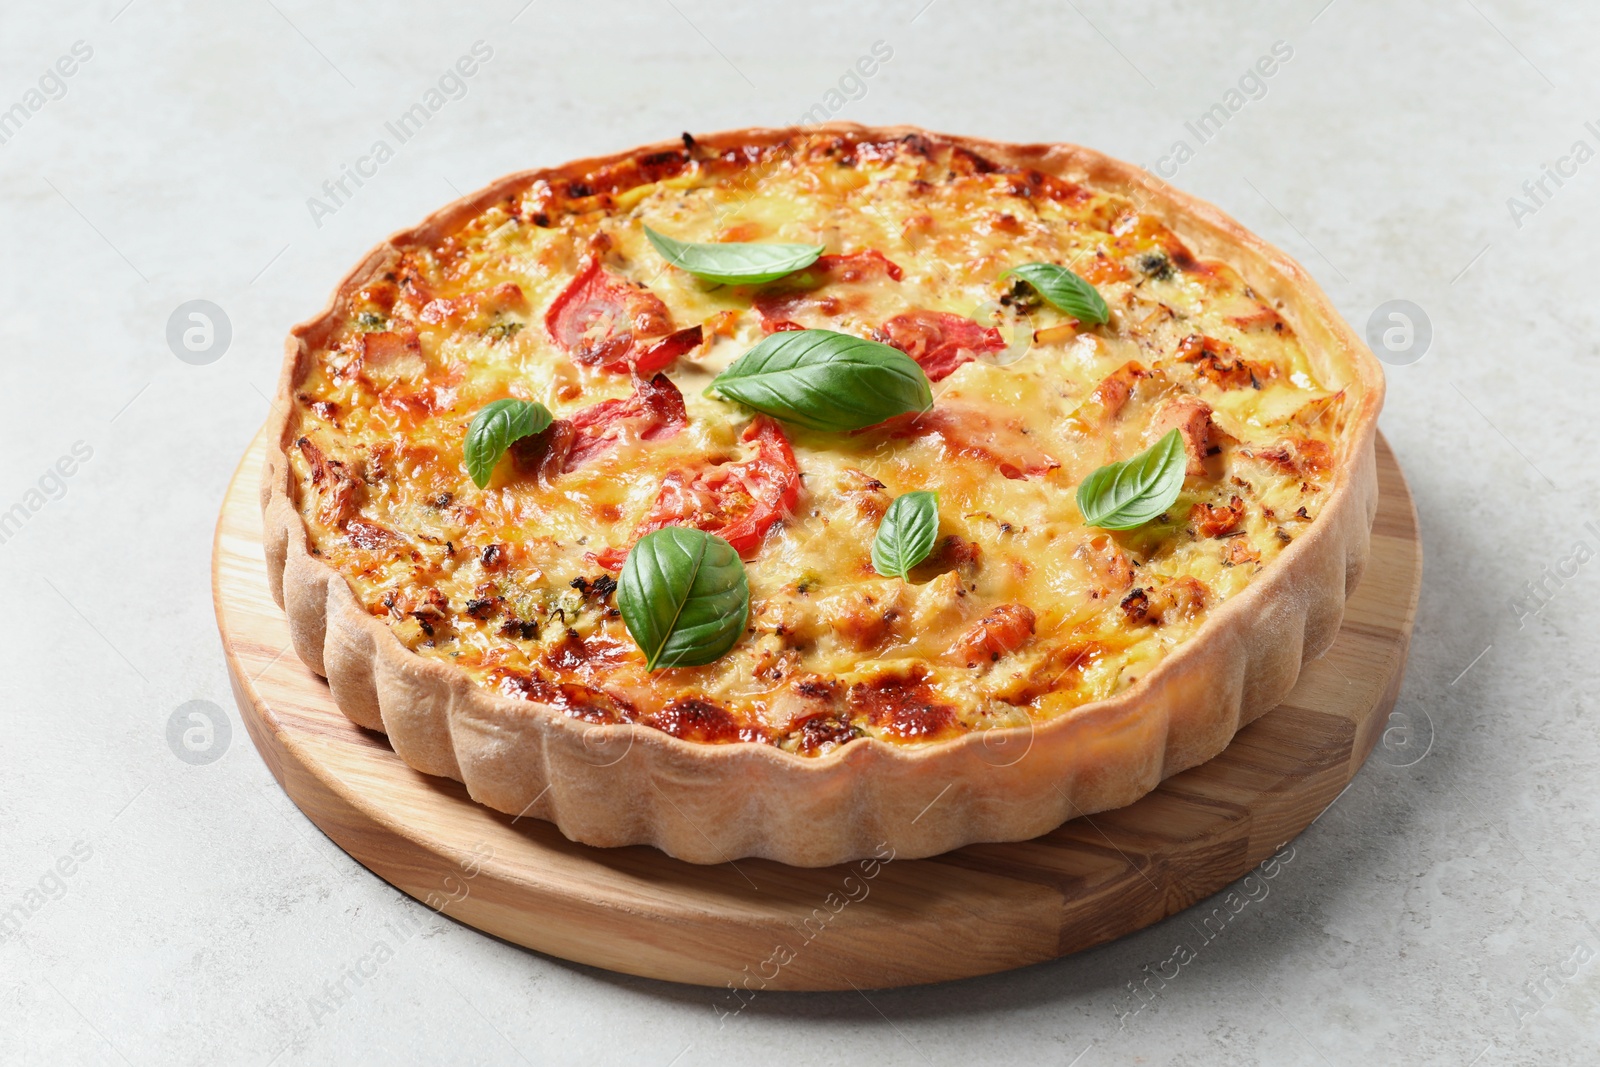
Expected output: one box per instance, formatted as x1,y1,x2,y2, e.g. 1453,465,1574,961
2,1,1596,1063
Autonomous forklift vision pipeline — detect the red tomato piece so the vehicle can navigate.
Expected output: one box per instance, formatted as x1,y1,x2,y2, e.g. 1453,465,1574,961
877,310,1006,382
354,330,424,388
632,324,703,375
752,249,904,334
593,415,801,570
947,604,1036,667
545,256,684,372
510,374,688,481
564,373,688,471
812,250,904,282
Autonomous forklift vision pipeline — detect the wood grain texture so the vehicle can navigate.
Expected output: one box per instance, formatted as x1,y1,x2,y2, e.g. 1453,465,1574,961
213,427,1421,991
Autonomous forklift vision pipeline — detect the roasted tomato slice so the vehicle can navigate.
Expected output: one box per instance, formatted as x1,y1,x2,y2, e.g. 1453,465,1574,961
632,324,703,375
593,415,801,570
878,310,1006,382
564,373,688,471
753,250,904,333
511,373,688,480
811,250,904,282
947,604,1036,667
545,256,696,372
353,329,425,390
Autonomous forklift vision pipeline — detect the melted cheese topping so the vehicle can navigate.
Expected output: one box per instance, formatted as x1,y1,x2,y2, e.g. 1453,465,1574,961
286,133,1361,756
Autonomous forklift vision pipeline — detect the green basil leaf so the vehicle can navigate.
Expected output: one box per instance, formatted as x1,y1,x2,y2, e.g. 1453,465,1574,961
706,329,933,433
618,527,750,671
1006,262,1111,325
644,225,824,286
463,398,553,488
871,490,940,581
1076,429,1187,530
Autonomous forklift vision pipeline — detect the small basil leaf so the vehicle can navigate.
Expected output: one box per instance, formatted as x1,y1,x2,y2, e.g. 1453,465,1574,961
871,491,940,581
463,398,553,488
1006,262,1111,325
644,225,824,286
1076,429,1187,530
618,527,751,671
707,329,933,433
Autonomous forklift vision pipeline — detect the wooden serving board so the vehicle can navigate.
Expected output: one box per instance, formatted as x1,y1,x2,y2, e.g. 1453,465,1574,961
213,428,1420,991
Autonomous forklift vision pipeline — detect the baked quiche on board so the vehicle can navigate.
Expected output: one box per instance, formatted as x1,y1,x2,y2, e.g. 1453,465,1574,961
263,124,1383,867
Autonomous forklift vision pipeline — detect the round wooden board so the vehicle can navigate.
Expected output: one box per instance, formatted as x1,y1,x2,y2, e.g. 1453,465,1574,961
213,428,1420,991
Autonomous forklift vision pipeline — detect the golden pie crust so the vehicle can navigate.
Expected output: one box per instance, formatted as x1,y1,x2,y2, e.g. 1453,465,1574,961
262,124,1383,866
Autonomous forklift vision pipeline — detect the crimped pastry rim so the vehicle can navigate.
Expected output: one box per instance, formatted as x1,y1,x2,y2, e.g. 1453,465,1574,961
261,123,1385,867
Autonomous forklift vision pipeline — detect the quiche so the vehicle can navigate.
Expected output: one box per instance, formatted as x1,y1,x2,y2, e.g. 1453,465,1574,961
263,124,1383,867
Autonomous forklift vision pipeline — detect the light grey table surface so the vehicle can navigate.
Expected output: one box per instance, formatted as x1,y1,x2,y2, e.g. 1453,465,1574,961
3,1,1596,1063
